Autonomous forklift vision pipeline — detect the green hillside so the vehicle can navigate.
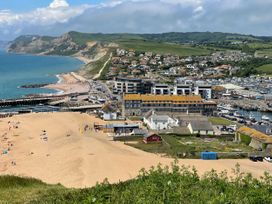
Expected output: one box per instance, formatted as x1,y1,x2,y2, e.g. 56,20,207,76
257,64,272,74
1,164,272,204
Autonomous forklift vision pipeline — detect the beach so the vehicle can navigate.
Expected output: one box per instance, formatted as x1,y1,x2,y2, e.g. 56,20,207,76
44,72,90,95
0,112,272,188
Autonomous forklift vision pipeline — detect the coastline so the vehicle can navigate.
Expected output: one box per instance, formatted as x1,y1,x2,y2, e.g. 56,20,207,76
43,72,90,95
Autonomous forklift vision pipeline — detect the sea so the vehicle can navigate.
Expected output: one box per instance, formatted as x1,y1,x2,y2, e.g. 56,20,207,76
0,50,83,99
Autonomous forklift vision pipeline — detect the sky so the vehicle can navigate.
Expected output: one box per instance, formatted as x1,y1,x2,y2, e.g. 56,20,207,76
0,0,272,40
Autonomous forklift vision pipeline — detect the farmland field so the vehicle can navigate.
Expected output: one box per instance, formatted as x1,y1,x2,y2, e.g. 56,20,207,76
255,49,272,58
118,40,211,56
257,64,272,74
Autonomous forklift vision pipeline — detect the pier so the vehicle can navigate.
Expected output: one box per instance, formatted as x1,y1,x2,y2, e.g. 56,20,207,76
0,95,67,107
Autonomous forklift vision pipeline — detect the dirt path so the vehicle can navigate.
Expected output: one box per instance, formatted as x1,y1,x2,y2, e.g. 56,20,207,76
93,53,112,80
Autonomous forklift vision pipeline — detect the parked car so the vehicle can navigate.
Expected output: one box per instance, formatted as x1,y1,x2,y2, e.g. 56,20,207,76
249,156,258,162
249,156,263,162
264,156,272,162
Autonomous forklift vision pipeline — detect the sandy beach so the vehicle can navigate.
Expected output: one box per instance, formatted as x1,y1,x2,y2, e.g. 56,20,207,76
44,72,89,95
0,112,272,188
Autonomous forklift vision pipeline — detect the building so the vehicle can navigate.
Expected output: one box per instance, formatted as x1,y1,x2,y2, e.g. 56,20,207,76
194,85,212,100
113,77,153,94
103,112,117,120
123,94,217,116
250,125,272,136
151,83,212,99
188,121,214,135
103,123,140,136
236,126,272,152
143,111,179,130
151,84,172,95
143,133,162,143
173,84,192,95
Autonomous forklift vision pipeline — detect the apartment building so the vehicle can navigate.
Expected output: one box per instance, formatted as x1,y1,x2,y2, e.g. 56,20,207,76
123,94,217,116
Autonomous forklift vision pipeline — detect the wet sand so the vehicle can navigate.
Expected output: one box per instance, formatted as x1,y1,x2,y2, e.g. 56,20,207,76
0,112,272,188
44,72,89,95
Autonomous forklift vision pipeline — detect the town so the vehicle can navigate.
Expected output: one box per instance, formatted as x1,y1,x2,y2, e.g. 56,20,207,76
1,46,272,162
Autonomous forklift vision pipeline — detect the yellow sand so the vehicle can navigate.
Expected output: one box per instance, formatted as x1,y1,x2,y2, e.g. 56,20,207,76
0,112,271,188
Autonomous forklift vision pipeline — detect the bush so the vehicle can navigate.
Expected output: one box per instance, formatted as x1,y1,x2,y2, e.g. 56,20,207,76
240,133,252,145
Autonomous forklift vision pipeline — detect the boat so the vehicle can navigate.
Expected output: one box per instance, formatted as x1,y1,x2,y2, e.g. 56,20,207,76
249,114,255,120
234,111,243,118
261,115,270,121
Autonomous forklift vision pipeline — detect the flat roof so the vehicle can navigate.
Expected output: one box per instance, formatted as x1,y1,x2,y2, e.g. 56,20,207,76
124,94,203,102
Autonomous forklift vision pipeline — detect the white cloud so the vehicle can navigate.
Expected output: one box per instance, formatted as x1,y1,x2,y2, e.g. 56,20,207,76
49,0,69,9
1,0,272,40
0,0,90,35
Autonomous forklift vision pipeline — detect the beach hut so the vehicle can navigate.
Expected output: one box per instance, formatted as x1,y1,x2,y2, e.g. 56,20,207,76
143,133,162,144
201,152,217,160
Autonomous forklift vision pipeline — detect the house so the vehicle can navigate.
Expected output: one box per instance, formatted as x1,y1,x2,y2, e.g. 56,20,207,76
103,123,140,135
236,126,272,152
188,121,214,135
103,112,117,120
250,125,272,136
143,133,162,143
143,111,179,131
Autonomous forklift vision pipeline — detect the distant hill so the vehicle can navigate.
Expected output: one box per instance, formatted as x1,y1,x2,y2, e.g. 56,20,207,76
8,31,272,57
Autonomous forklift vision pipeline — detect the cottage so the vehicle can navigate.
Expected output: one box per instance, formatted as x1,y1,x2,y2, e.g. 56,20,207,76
143,133,162,143
143,111,179,131
236,126,272,152
188,121,214,135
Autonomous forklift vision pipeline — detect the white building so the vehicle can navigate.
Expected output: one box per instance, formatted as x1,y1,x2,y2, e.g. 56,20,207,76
188,121,214,135
151,83,212,99
144,111,179,131
194,85,212,99
103,112,117,120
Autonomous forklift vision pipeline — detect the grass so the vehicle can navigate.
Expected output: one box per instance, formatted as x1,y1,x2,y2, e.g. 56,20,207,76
118,39,211,56
255,49,272,58
83,51,111,76
127,135,254,158
239,133,252,146
257,64,272,74
208,117,236,126
1,164,272,203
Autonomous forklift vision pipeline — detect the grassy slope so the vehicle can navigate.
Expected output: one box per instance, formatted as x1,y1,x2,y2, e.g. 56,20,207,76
257,64,272,74
1,164,272,204
118,40,211,56
208,117,236,126
68,32,211,56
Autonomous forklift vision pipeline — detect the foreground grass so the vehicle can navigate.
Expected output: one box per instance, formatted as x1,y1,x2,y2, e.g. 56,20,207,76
1,164,272,204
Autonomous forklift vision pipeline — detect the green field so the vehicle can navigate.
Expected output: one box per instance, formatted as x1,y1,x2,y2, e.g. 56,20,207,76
208,117,236,126
118,40,211,56
1,164,272,203
127,135,253,158
256,49,272,58
257,64,272,74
